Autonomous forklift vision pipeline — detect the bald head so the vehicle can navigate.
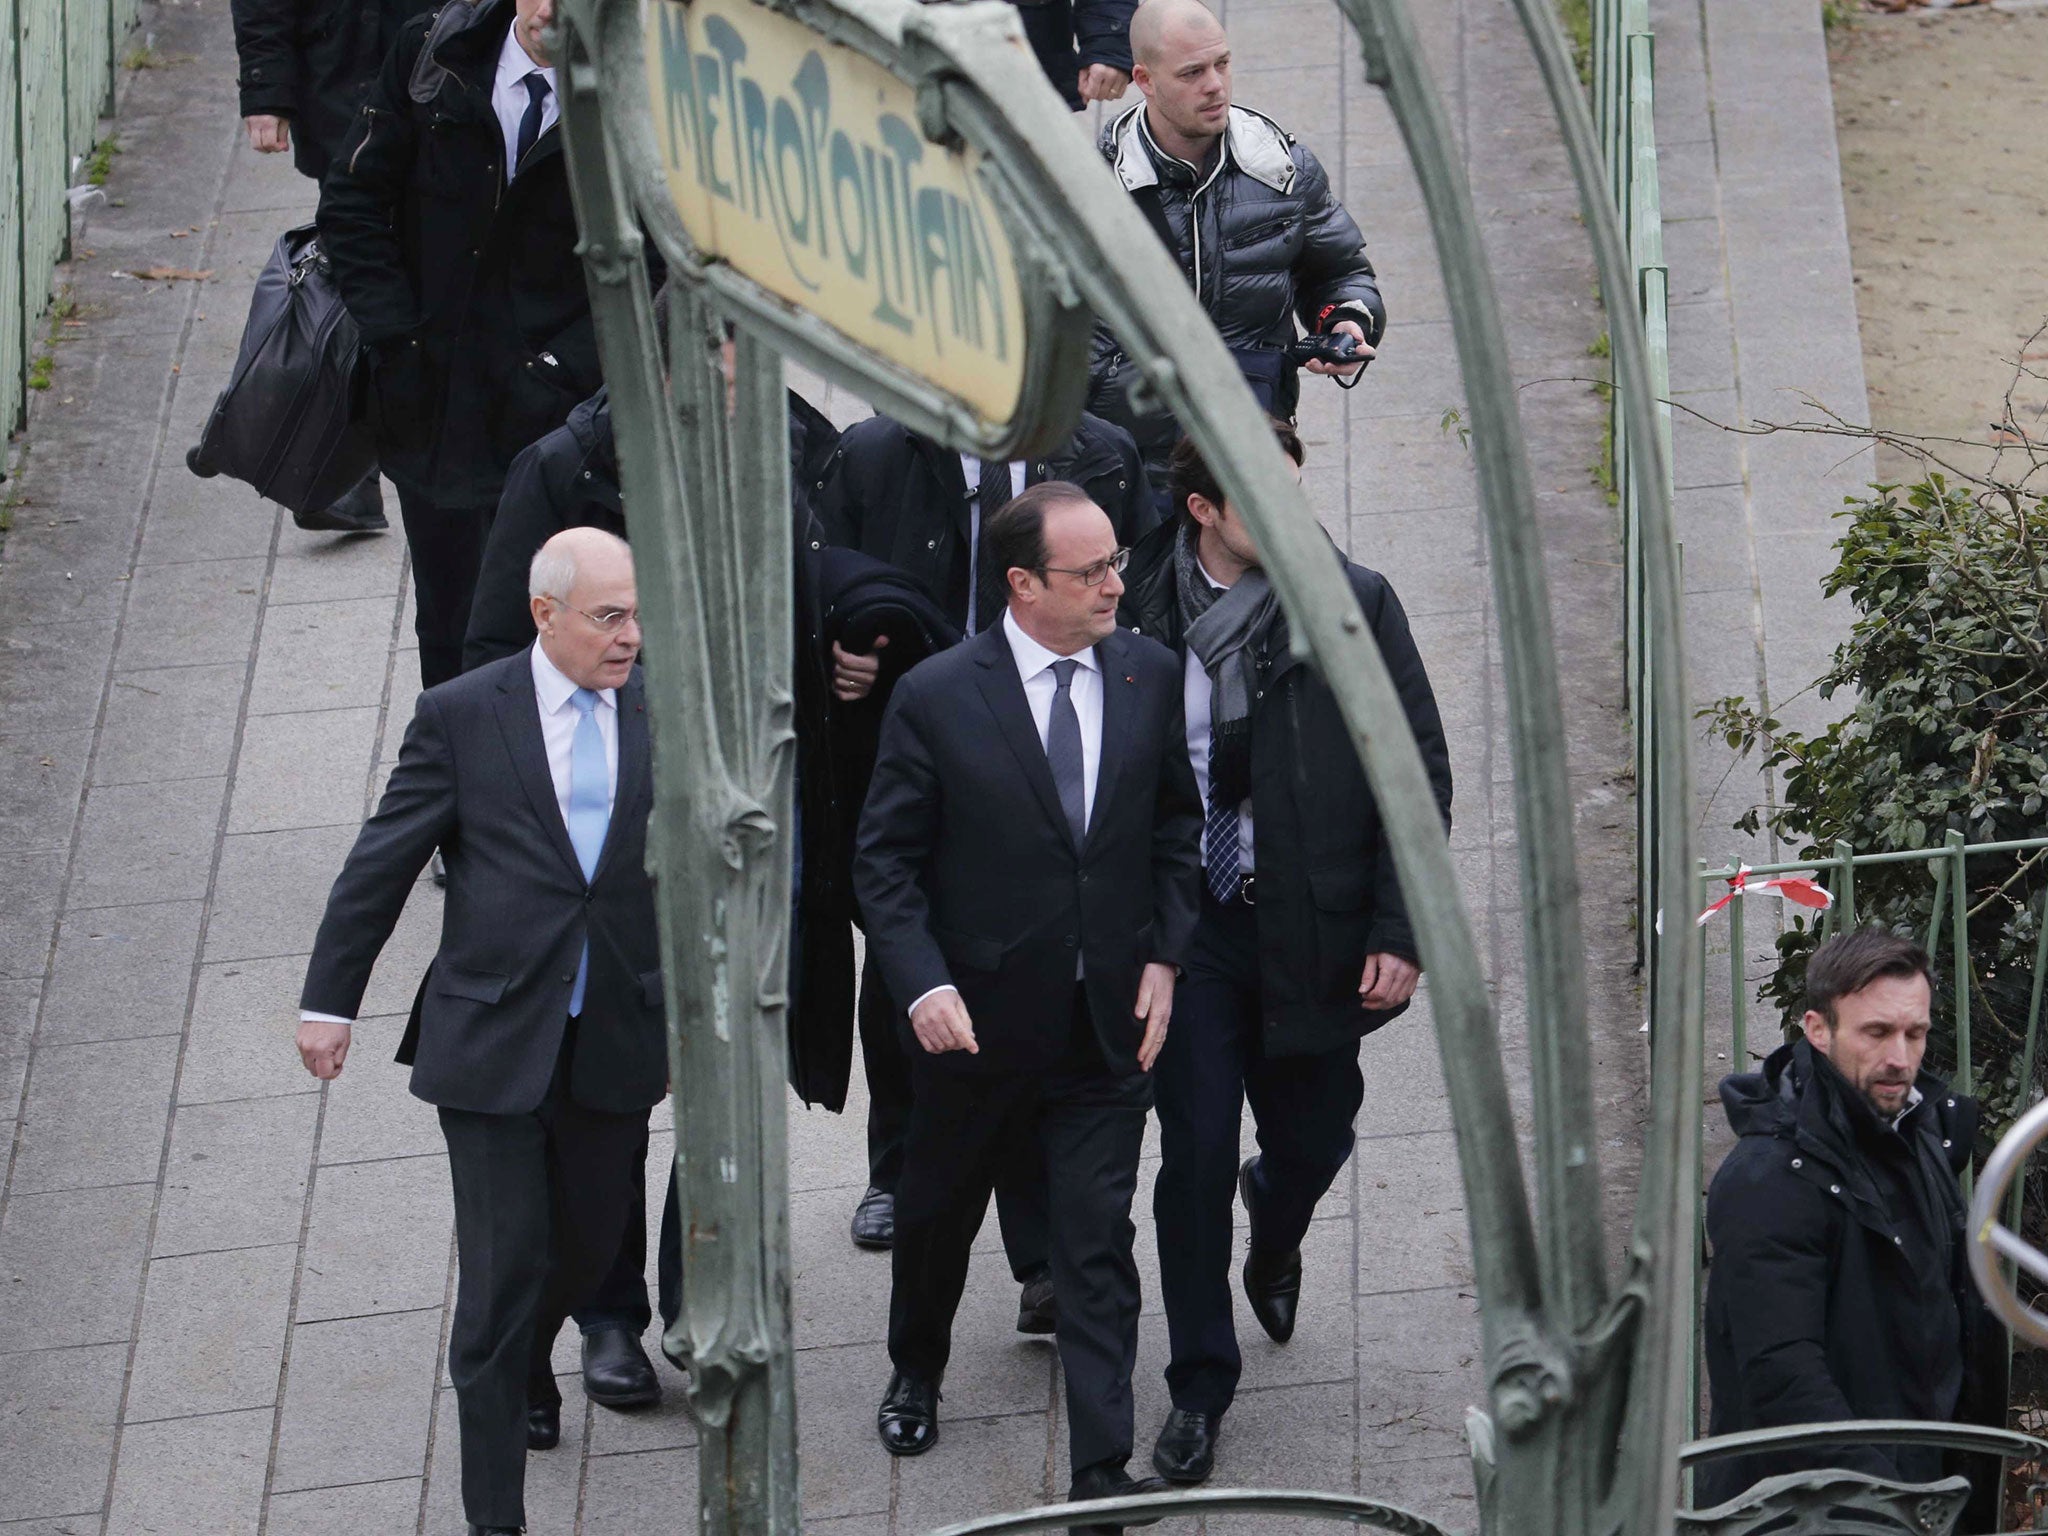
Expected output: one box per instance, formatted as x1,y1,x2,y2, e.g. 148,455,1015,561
529,527,641,690
1130,0,1231,157
1129,0,1223,67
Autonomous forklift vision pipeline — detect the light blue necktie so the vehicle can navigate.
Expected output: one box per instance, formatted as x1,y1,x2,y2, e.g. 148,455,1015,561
566,687,610,1015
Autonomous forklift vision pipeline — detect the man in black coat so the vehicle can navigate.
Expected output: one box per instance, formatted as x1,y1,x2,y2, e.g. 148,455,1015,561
1700,928,2004,1512
296,528,663,1536
231,0,430,531
233,0,431,179
855,483,1202,1522
1008,0,1138,110
815,410,1158,1276
1116,424,1451,1484
318,0,603,690
1091,0,1384,495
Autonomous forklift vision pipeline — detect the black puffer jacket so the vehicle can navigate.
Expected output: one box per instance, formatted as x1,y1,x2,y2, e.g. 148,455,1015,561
317,0,598,507
1089,104,1384,486
1699,1039,2002,1510
231,0,436,179
1117,515,1450,1055
811,411,1156,635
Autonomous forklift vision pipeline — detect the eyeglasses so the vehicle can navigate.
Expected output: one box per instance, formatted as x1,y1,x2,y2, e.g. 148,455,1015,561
1036,548,1130,587
559,602,640,633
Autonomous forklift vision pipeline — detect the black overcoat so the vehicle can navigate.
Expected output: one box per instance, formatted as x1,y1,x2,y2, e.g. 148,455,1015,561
316,0,599,507
1118,515,1451,1055
231,0,436,179
811,412,1157,636
1700,1038,2004,1508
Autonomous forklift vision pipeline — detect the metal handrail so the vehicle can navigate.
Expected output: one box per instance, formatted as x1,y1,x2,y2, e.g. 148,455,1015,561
922,1488,1452,1536
1680,1420,2048,1469
1970,1096,2048,1348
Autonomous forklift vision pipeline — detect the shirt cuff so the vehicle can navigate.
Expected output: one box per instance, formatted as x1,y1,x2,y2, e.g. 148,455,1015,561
300,1011,354,1026
906,984,958,1017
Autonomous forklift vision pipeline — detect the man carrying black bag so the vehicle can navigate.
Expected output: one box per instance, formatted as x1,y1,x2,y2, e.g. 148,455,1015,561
230,0,436,532
318,0,611,691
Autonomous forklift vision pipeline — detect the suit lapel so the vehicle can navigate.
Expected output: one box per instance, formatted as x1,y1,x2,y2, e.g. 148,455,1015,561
591,670,649,883
494,649,584,878
1085,631,1133,853
971,627,1071,848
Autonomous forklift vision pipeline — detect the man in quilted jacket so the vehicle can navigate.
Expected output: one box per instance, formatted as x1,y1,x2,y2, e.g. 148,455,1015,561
1090,0,1384,495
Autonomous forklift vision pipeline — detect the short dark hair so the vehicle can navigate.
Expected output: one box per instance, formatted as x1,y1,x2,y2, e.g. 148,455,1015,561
1168,419,1306,522
986,480,1096,586
1803,926,1936,1025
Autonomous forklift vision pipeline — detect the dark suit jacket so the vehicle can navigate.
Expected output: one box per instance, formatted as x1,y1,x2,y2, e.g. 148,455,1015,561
300,648,666,1116
854,623,1202,1077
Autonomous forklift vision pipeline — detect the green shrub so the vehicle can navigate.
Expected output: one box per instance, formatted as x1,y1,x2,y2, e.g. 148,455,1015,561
1701,476,2048,1133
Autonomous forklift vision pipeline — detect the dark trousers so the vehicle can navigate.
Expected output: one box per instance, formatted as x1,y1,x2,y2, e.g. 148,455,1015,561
1152,891,1365,1417
860,949,1053,1281
437,1040,648,1530
574,1135,683,1335
393,484,491,689
889,999,1152,1475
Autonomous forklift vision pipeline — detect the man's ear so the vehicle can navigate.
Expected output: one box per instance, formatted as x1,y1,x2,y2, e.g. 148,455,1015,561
1800,1009,1832,1055
530,594,554,633
1186,491,1222,529
1006,566,1033,601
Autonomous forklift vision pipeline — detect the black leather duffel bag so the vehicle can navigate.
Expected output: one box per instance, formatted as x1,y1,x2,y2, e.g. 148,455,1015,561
186,224,375,515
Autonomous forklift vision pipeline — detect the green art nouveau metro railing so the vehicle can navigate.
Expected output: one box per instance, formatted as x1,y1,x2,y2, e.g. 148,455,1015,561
0,0,140,438
555,0,1698,1524
1590,0,1677,981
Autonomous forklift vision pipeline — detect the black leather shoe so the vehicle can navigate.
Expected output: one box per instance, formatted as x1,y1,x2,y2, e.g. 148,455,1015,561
1016,1269,1057,1335
1239,1158,1302,1343
1151,1407,1219,1484
581,1326,661,1408
469,1526,523,1534
1067,1464,1171,1535
877,1370,939,1456
525,1402,560,1450
850,1186,895,1250
293,475,388,533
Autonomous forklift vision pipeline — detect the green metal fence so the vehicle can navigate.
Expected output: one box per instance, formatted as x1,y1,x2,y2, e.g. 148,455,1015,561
0,0,139,441
1590,0,1677,970
1689,834,2048,1459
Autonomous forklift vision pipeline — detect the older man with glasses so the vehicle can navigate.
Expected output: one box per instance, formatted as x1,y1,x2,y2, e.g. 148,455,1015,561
296,527,664,1536
854,482,1202,1528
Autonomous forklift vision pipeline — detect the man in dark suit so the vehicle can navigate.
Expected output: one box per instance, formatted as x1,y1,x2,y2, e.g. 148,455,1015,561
318,0,608,690
1118,424,1452,1484
295,527,664,1536
816,409,1155,1301
855,482,1202,1524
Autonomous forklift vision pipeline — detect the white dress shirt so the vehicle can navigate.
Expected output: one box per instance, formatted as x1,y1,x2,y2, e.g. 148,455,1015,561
908,611,1103,1016
959,457,1027,636
1183,557,1255,871
300,643,617,1026
492,25,559,178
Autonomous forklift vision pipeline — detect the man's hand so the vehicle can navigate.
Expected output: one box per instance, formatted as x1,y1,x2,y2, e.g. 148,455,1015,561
1078,64,1132,103
1305,317,1374,380
297,1020,351,1079
1134,961,1176,1072
909,988,978,1055
832,635,887,702
244,114,292,154
1359,953,1419,1010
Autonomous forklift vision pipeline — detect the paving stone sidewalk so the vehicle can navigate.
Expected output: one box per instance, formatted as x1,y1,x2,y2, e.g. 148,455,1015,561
0,0,1866,1531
